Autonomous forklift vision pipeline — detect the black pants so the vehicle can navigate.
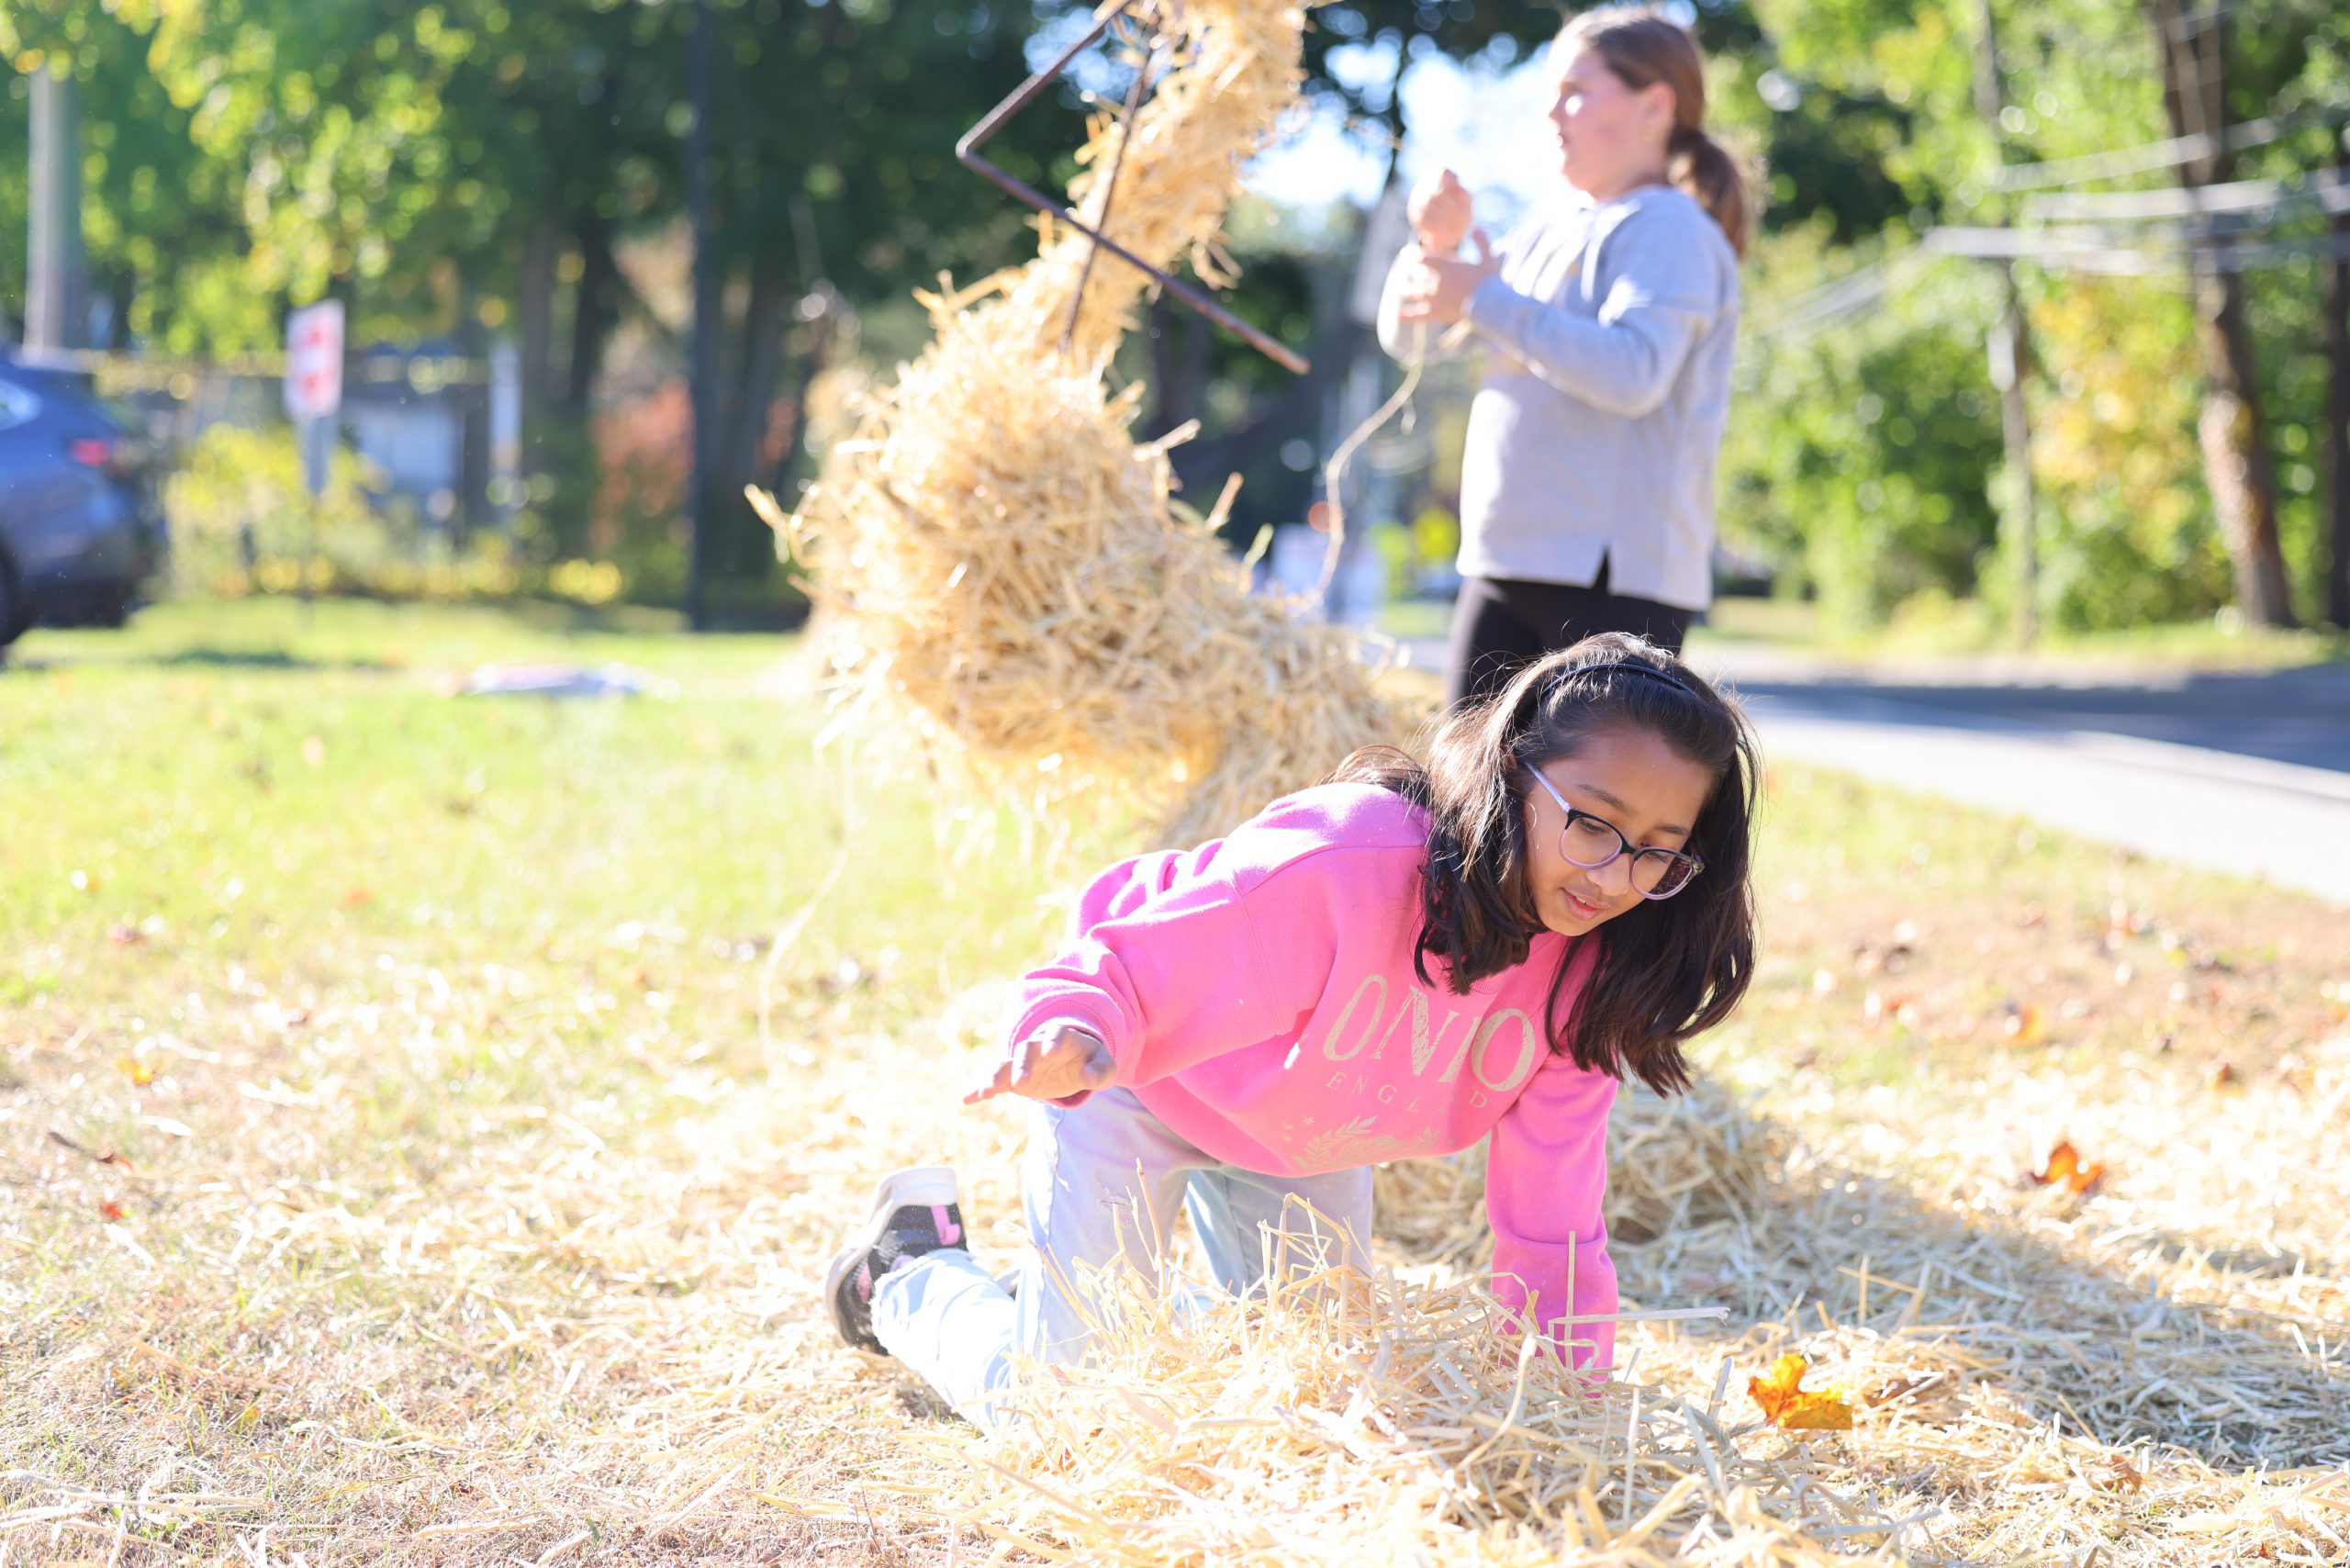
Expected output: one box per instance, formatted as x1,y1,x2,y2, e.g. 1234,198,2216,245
1444,559,1694,709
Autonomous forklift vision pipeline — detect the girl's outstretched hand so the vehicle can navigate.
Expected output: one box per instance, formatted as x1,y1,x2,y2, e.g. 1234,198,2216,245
1395,228,1499,328
1408,167,1473,253
963,1024,1115,1105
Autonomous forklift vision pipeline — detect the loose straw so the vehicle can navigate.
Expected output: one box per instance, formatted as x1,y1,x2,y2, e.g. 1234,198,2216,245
770,0,1415,849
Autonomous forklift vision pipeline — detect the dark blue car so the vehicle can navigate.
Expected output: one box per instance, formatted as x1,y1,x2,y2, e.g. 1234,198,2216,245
0,355,165,647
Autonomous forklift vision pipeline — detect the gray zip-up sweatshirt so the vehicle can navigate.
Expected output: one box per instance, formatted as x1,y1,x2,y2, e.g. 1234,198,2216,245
1376,184,1740,611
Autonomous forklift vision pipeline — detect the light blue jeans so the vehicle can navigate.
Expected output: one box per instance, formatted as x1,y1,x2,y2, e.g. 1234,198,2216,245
871,1086,1373,1429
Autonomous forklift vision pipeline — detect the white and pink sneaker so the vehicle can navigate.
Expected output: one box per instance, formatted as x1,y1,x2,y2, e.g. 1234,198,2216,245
823,1166,968,1355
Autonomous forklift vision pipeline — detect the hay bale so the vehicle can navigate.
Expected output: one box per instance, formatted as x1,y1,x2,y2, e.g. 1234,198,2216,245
1375,1078,1785,1268
771,0,1413,845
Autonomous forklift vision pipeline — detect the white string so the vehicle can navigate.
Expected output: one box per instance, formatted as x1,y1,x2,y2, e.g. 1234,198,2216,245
1312,319,1472,606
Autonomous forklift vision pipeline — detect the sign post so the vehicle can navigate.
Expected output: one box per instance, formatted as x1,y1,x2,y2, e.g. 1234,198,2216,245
284,301,344,608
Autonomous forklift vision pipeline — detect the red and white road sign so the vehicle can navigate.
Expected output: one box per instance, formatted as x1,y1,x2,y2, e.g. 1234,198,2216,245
284,300,345,420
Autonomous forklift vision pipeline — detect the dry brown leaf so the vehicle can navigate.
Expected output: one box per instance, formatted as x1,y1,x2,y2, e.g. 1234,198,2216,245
1864,1374,1930,1407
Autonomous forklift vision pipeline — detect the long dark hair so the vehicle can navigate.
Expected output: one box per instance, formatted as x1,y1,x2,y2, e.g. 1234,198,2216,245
1328,633,1757,1094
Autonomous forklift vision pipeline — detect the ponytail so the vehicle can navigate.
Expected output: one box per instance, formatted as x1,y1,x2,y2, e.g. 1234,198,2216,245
1564,6,1751,262
1671,126,1749,260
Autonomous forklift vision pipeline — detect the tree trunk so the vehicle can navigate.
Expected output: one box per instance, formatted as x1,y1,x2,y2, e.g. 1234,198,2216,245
1169,317,1366,499
517,217,559,456
2323,148,2350,630
720,252,790,578
1147,294,1211,441
1970,0,2041,642
563,209,622,417
1147,294,1180,436
2144,0,2297,627
102,270,134,351
765,313,835,522
455,286,490,546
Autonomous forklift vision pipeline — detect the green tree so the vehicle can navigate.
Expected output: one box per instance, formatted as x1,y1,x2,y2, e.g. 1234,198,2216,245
10,0,1066,605
2,1,252,350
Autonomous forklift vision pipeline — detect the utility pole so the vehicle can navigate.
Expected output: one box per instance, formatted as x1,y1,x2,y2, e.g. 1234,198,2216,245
26,62,86,354
1968,0,2039,645
686,0,718,633
2322,138,2349,630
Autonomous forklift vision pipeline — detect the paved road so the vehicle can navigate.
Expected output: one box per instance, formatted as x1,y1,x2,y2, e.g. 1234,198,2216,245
1400,639,2350,906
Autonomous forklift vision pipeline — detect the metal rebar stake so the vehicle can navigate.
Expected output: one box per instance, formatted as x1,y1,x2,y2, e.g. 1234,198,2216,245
955,0,1309,375
1061,20,1158,354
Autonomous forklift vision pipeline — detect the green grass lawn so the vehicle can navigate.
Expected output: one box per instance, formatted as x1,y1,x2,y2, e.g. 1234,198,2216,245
5,601,1141,1214
3,599,2344,1565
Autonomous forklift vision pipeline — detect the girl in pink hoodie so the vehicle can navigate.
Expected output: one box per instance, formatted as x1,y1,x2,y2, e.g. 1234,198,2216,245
826,633,1758,1427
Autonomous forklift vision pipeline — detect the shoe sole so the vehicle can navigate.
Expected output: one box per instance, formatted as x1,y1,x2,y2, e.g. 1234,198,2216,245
823,1164,962,1353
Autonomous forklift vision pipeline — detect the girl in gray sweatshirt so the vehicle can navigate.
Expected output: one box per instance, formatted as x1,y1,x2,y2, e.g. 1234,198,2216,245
1380,6,1748,707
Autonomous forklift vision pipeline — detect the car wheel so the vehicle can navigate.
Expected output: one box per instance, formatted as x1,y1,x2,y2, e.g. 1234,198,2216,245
87,584,133,630
0,554,26,650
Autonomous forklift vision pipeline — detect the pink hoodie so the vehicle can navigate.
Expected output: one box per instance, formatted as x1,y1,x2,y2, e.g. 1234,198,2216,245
1005,782,1618,1371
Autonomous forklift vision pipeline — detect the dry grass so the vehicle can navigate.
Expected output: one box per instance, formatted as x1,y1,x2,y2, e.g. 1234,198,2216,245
5,612,2346,1565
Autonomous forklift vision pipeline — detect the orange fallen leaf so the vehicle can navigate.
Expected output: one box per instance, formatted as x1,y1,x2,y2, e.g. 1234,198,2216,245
2003,1002,2047,1047
1748,1353,1854,1430
2101,1458,2147,1492
100,1200,127,1221
2033,1139,2106,1194
121,1058,155,1086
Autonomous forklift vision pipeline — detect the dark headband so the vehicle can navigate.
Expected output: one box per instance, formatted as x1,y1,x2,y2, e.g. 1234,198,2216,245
1553,659,1695,696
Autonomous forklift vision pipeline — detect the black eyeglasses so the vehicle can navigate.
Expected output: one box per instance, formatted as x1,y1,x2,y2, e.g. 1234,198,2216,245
1526,769,1705,899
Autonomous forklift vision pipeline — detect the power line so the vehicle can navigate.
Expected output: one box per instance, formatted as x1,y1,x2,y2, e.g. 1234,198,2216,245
1743,249,1937,348
1925,222,2350,274
1990,114,2292,193
2022,167,2350,225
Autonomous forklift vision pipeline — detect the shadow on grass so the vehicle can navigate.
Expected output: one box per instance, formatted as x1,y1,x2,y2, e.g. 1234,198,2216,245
1388,1083,2348,1473
0,645,396,673
156,646,397,672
